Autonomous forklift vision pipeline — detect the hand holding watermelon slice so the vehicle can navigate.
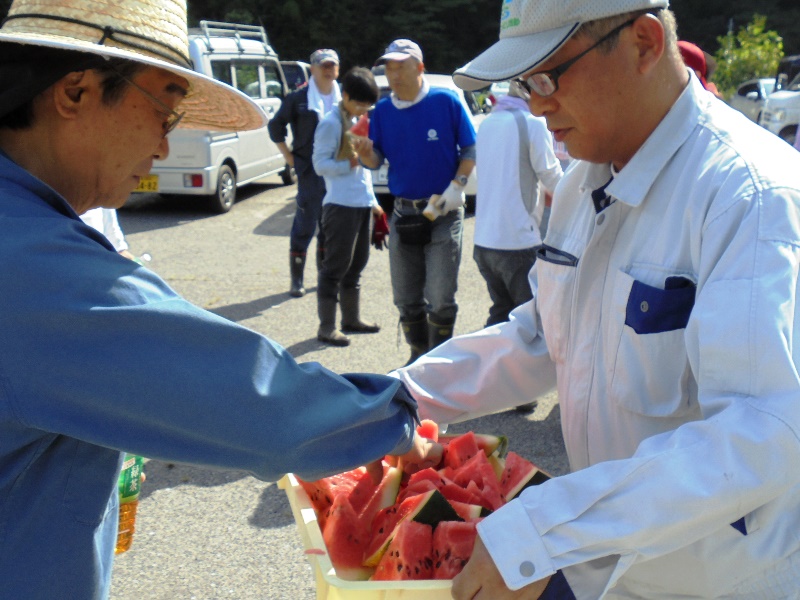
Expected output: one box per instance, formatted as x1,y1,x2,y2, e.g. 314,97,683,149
348,113,370,138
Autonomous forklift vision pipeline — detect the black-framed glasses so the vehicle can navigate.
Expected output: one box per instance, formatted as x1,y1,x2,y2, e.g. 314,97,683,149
514,17,638,99
115,70,185,137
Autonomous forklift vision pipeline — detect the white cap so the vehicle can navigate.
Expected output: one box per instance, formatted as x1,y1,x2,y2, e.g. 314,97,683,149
453,0,669,91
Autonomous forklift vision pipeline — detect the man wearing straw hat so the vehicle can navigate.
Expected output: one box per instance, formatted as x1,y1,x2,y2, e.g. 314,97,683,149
391,0,800,598
0,1,441,597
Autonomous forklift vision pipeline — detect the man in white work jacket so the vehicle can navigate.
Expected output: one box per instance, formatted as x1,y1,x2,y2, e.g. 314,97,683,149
393,0,800,598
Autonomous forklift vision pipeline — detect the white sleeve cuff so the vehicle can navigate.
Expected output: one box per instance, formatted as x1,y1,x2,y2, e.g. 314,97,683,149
477,498,557,590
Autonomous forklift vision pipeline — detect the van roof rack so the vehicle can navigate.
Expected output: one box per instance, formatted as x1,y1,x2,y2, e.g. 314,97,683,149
195,21,273,55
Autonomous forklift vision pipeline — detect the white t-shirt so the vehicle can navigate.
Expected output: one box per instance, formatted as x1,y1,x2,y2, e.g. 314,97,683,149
474,99,562,250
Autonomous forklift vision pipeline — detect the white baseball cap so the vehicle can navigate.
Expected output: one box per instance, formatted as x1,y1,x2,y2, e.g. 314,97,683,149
453,0,669,91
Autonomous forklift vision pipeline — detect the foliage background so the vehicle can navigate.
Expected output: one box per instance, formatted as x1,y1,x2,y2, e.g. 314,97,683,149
1,0,799,82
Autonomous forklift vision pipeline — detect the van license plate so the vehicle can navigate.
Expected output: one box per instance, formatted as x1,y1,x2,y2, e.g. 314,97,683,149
135,175,159,192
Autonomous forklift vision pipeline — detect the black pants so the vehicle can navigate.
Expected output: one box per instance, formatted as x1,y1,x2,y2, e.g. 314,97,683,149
317,204,372,300
289,170,326,254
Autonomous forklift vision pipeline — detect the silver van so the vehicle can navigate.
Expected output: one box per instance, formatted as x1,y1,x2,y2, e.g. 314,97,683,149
133,21,294,213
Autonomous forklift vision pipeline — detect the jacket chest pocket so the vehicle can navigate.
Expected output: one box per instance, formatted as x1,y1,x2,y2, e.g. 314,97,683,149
607,270,698,418
535,245,579,364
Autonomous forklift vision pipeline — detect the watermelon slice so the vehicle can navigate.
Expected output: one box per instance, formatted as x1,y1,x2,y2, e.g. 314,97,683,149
432,521,478,579
452,451,505,511
442,432,481,469
397,467,446,502
416,419,439,442
362,489,461,567
500,451,551,501
322,494,374,580
439,482,483,506
372,521,433,581
299,468,373,531
358,466,402,527
440,432,508,459
348,113,370,137
447,500,483,521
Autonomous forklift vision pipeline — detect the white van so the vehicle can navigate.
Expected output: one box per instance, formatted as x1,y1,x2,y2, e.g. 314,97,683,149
760,71,800,147
133,21,294,213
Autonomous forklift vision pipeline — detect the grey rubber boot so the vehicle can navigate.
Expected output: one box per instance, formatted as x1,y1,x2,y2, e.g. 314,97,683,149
340,288,380,334
428,317,455,351
289,252,306,298
317,296,350,346
401,317,428,366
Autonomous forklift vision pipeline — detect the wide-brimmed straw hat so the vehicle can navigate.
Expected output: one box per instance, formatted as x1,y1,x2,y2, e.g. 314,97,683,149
452,0,669,91
0,0,265,131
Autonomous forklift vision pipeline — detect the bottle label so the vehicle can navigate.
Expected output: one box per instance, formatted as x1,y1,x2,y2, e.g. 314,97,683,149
118,454,143,503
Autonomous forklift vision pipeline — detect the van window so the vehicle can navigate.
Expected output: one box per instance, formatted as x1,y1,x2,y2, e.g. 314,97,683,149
233,61,261,98
211,61,233,87
263,62,283,98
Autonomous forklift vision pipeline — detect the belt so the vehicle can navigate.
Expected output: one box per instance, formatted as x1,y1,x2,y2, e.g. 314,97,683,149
395,197,428,209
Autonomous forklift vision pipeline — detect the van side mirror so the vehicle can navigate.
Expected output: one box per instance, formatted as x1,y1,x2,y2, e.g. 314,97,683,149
746,91,759,101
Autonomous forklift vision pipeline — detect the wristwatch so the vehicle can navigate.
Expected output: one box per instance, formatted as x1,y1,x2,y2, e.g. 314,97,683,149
454,174,468,187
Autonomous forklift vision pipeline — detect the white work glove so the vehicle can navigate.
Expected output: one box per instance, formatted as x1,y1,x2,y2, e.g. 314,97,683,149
423,181,465,220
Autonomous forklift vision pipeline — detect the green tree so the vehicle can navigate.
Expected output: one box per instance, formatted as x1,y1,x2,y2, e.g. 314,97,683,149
713,14,784,98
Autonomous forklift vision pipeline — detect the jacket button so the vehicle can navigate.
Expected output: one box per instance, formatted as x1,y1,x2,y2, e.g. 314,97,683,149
519,561,535,577
640,300,649,312
597,214,605,225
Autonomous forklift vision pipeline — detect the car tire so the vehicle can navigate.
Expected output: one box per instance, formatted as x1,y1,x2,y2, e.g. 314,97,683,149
209,164,236,213
281,164,297,186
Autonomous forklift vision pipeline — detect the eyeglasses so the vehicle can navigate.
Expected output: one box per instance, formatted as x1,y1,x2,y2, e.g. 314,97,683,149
514,17,637,99
115,70,185,137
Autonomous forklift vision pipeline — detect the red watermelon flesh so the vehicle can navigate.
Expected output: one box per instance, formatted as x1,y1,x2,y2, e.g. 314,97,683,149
372,520,433,581
299,468,372,530
397,478,439,503
500,451,550,500
416,419,439,442
440,432,508,458
442,431,481,469
397,468,446,503
452,452,505,510
322,494,374,580
432,521,478,579
349,114,370,137
440,482,482,506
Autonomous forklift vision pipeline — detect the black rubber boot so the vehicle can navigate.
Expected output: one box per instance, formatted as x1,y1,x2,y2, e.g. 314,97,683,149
289,252,306,298
428,317,454,351
317,297,350,346
340,288,380,334
401,317,428,366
